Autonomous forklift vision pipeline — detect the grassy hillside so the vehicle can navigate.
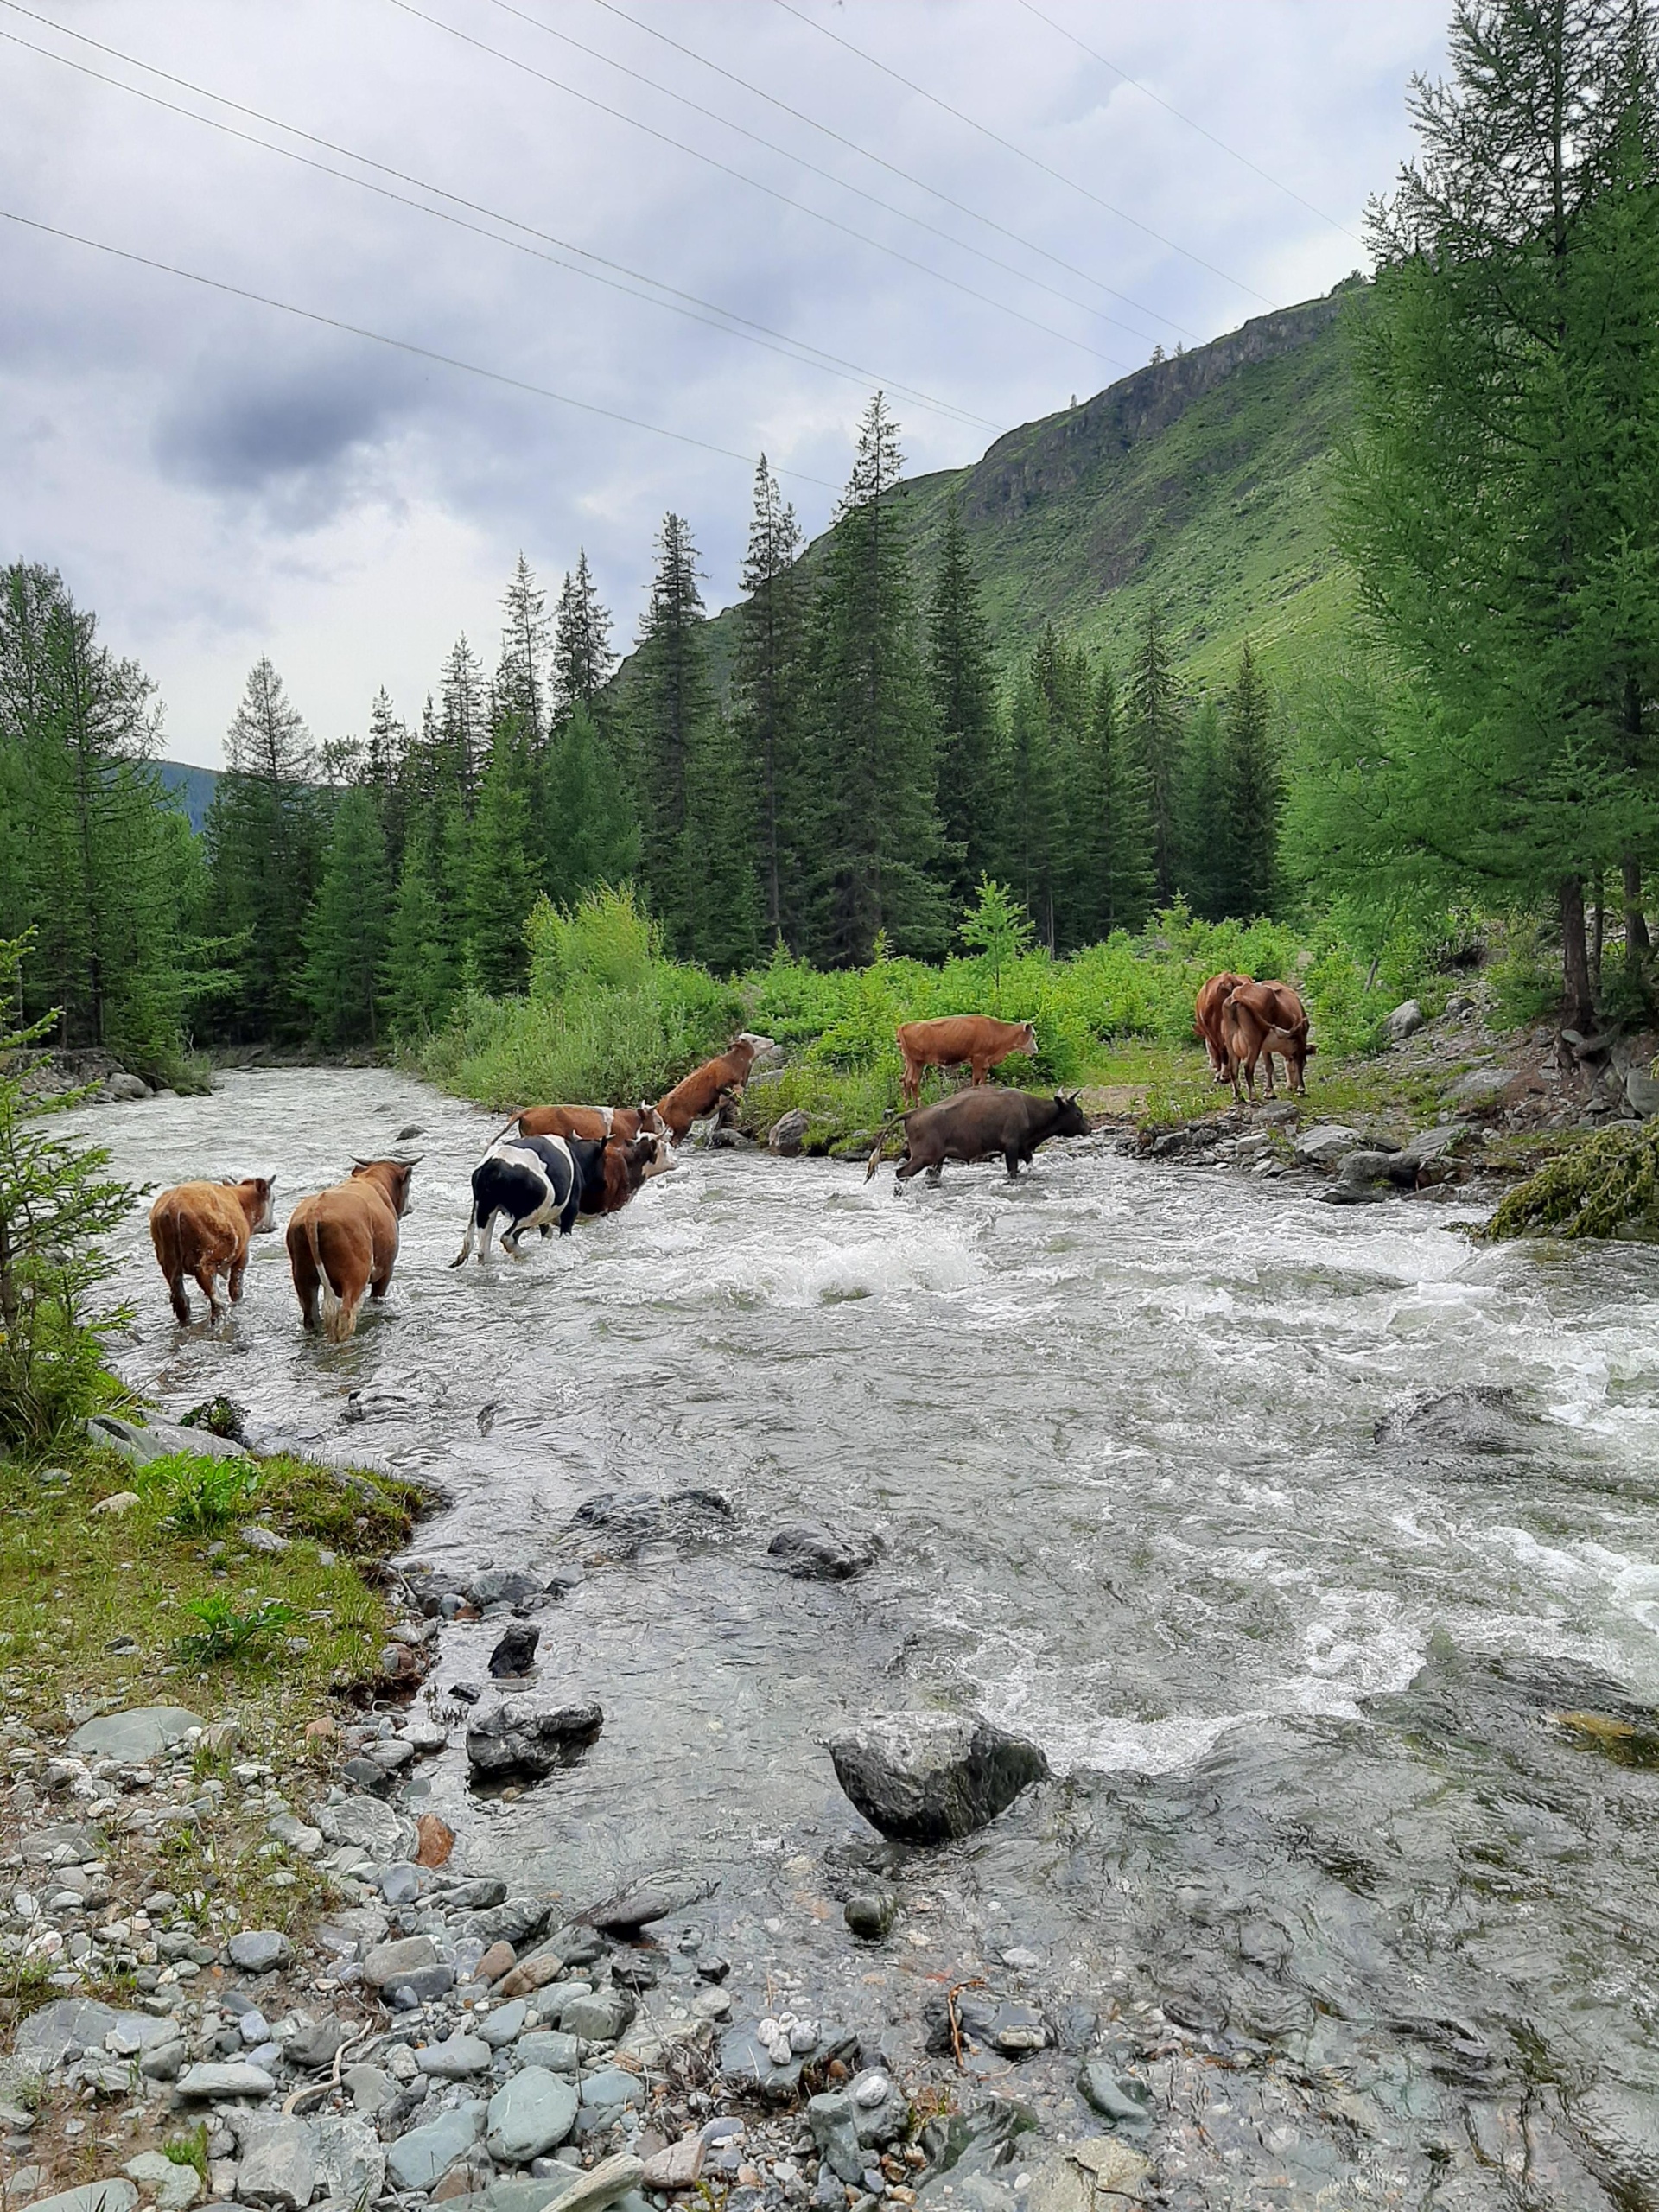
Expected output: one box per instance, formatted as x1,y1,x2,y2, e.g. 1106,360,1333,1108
705,281,1359,699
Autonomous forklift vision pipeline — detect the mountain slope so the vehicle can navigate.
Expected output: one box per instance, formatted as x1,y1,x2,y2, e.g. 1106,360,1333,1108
158,760,219,830
707,281,1359,696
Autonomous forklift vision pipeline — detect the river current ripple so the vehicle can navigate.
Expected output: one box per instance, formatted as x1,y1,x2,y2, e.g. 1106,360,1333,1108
58,1068,1659,2205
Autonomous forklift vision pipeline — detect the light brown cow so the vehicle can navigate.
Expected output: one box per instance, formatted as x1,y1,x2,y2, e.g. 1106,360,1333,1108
286,1159,418,1344
1194,972,1252,1083
1221,980,1314,1102
895,1015,1038,1106
511,1102,671,1153
149,1176,277,1324
657,1033,776,1142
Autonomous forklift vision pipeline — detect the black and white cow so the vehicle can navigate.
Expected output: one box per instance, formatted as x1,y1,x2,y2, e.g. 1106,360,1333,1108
450,1132,594,1266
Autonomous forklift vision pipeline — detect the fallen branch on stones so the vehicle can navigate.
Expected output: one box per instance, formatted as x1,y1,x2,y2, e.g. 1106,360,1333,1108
1484,1122,1659,1241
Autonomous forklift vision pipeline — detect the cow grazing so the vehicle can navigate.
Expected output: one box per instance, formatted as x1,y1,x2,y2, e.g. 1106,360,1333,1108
657,1033,776,1141
1194,972,1252,1083
149,1176,277,1323
452,1130,664,1267
895,1015,1038,1106
287,1158,418,1342
1221,980,1315,1102
511,1101,670,1150
868,1089,1088,1185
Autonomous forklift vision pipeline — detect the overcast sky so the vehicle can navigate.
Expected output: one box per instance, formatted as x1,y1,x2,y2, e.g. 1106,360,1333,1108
2,0,1449,769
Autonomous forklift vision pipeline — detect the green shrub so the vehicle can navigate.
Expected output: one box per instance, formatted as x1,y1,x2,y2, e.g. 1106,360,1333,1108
174,1595,299,1666
141,1452,257,1534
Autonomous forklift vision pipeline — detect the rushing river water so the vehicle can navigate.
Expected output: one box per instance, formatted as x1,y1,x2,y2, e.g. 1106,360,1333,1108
59,1069,1659,2206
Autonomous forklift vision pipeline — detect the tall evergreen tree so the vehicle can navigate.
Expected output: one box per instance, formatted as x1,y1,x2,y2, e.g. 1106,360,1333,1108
496,555,551,753
733,458,807,946
439,635,489,809
1000,660,1060,950
379,828,456,1038
542,708,641,908
1128,602,1184,906
1337,0,1659,1027
629,513,719,951
550,552,617,726
466,722,537,993
1179,702,1227,920
302,786,391,1046
1088,656,1155,934
927,500,999,902
804,394,948,963
207,657,321,1040
1219,639,1281,917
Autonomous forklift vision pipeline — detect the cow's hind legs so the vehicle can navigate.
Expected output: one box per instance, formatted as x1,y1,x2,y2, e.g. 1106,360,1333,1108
167,1276,191,1325
1005,1151,1021,1178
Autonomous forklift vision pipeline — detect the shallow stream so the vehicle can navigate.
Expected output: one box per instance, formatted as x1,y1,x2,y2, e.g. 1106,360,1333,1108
60,1069,1659,2206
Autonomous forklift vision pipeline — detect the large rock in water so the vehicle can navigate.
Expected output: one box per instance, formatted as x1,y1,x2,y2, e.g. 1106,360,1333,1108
828,1713,1048,1845
467,1700,603,1781
1375,1384,1535,1457
767,1523,878,1580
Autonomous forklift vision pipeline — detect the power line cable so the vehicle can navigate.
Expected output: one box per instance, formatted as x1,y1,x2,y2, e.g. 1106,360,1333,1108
0,203,844,488
531,0,1189,343
1015,0,1365,245
772,0,1280,309
385,0,1139,375
0,4,1002,435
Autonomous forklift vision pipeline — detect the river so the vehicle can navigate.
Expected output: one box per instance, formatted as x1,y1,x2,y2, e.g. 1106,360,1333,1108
59,1068,1659,2206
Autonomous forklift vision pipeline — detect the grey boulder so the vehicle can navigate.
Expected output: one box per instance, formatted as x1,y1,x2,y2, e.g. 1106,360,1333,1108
1386,999,1424,1042
767,1109,812,1155
363,1934,445,1989
27,2187,138,2212
486,2066,581,2163
227,1929,290,1974
828,1711,1048,1845
385,2101,486,2193
1444,1067,1512,1108
233,2115,319,2209
176,2060,277,2100
467,1700,603,1781
767,1524,878,1580
67,1707,202,1760
1627,1069,1659,1119
416,2031,493,2079
1291,1123,1360,1166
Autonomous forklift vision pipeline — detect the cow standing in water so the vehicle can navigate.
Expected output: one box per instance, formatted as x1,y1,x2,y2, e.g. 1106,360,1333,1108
868,1090,1088,1185
1194,972,1252,1083
657,1034,775,1141
508,1102,671,1151
149,1176,277,1322
895,1016,1038,1105
451,1130,665,1266
287,1158,418,1342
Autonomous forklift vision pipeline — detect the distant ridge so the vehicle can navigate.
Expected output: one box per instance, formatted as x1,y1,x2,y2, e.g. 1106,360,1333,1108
159,760,219,831
704,280,1358,696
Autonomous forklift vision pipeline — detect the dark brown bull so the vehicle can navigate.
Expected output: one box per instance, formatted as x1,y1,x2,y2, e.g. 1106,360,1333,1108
287,1158,418,1342
867,1089,1088,1185
149,1176,277,1323
895,1014,1038,1105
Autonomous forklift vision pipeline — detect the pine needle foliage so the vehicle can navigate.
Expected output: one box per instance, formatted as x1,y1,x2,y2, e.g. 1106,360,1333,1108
1485,1121,1659,1241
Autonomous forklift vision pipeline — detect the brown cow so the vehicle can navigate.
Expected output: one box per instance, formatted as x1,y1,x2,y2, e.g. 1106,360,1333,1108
1194,972,1252,1083
657,1033,776,1141
896,1015,1038,1106
584,1132,668,1214
1221,981,1314,1102
511,1101,669,1148
149,1176,277,1324
287,1158,418,1343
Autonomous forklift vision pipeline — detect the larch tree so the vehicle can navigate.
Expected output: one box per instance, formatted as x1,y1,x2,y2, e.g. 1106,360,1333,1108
1128,601,1185,907
804,394,948,963
496,554,551,754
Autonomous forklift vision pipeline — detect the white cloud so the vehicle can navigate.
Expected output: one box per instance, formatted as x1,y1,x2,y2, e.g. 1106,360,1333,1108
0,0,1448,765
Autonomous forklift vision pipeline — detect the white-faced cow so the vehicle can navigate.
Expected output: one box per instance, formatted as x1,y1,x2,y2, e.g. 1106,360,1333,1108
450,1129,665,1266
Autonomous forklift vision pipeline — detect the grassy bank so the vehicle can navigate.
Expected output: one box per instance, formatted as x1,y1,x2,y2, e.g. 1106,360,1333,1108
0,1439,428,2025
411,883,1487,1142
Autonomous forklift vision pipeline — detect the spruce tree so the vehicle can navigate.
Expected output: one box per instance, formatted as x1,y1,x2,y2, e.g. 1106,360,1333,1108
628,513,719,951
301,785,391,1046
207,656,321,1040
928,500,999,904
1128,602,1184,906
733,458,806,946
1219,640,1281,918
439,635,489,807
466,723,537,993
551,552,618,726
496,555,551,753
1179,702,1227,920
542,708,640,906
379,828,456,1037
999,664,1058,950
804,394,948,963
1090,657,1155,934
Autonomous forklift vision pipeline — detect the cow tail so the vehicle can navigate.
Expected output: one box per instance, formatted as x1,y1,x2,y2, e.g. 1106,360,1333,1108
864,1110,906,1184
307,1214,346,1341
450,1182,480,1269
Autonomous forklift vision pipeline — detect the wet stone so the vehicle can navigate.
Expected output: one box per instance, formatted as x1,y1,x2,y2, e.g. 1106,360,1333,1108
467,1701,604,1781
829,1712,1048,1845
843,1891,897,1942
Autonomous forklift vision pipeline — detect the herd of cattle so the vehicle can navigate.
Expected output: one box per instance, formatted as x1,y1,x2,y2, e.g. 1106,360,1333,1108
143,976,1313,1341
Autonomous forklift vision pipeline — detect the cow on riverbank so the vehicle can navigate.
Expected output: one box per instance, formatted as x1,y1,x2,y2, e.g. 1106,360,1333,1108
287,1158,418,1341
1195,972,1251,1082
149,1175,277,1323
657,1034,776,1141
868,1089,1088,1185
896,1015,1038,1105
1222,980,1314,1101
